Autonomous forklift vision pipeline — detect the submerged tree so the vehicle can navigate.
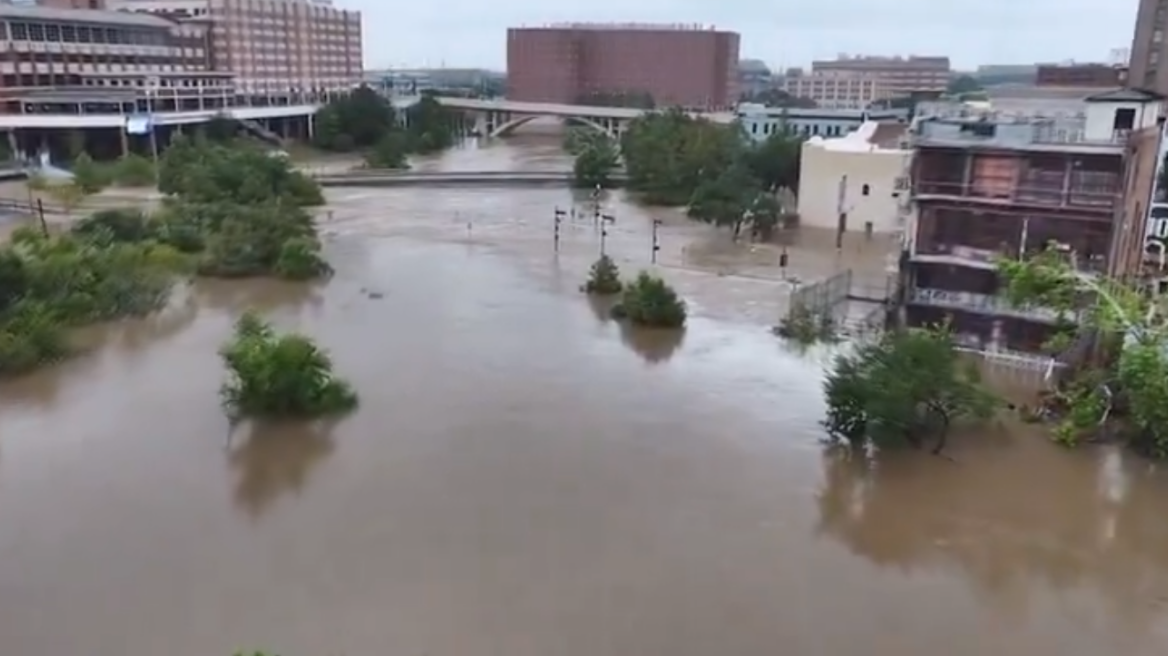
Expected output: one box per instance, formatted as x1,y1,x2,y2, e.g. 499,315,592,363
582,254,622,294
613,271,686,328
572,138,620,189
823,326,997,454
997,246,1168,455
219,312,358,420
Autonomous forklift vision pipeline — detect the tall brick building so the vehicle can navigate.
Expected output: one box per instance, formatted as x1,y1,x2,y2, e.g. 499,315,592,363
506,23,739,110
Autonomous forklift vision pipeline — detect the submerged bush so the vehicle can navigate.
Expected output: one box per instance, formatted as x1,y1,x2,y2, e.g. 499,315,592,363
219,312,358,419
613,271,686,328
0,230,189,375
581,254,622,294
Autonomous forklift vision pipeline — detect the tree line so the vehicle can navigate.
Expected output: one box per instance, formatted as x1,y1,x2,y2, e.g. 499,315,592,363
312,85,459,169
570,108,803,241
0,136,358,422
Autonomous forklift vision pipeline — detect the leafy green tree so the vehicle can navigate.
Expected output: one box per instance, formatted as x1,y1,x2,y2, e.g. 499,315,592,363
823,326,998,453
740,130,803,192
572,139,619,189
204,115,240,142
997,246,1168,456
403,93,456,154
313,85,396,151
947,75,982,95
365,131,410,169
219,311,358,420
621,109,743,205
687,163,759,238
613,271,686,328
582,255,622,294
71,152,107,194
110,153,156,187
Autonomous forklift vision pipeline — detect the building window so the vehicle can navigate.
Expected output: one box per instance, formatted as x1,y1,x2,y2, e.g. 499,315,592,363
1155,29,1164,43
1153,51,1162,65
861,184,870,196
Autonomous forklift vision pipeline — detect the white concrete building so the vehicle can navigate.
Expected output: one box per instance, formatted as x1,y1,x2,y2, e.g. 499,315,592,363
796,121,912,235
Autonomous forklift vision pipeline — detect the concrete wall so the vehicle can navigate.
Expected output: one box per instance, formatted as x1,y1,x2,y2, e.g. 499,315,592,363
796,138,910,234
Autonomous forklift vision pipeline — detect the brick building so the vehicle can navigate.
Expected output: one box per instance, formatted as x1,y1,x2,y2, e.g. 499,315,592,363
506,23,739,110
810,55,950,97
902,88,1163,354
1036,63,1127,88
108,0,362,98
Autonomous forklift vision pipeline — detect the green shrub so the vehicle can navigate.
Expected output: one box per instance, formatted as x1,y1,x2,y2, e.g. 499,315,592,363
110,153,156,187
219,311,358,419
613,271,686,328
71,152,108,194
581,254,622,294
274,236,332,280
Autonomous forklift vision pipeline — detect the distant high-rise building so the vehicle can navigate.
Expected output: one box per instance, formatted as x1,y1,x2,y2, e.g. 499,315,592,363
1129,0,1168,91
506,23,740,110
810,55,950,96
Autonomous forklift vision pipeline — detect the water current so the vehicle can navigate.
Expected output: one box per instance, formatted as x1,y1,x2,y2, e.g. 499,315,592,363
0,132,1167,656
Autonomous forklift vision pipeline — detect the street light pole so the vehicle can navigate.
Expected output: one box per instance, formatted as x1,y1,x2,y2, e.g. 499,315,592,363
553,206,566,251
599,213,615,256
651,218,662,263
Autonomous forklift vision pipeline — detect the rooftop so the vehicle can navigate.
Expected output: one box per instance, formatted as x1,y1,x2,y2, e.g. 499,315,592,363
911,115,1129,153
805,121,908,152
0,5,175,28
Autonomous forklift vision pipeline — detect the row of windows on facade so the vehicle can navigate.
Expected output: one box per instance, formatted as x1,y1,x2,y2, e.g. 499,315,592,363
747,121,853,137
4,52,202,64
1143,1,1168,86
5,21,172,46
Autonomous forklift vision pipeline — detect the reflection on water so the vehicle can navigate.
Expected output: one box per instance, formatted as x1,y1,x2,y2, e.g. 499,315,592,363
618,322,686,364
818,439,1168,634
229,420,338,519
0,138,1167,656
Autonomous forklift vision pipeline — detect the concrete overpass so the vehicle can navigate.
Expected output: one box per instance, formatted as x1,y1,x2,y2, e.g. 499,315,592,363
392,95,735,138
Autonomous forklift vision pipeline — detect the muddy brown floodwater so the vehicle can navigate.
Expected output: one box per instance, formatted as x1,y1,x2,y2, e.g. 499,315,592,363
2,133,1168,656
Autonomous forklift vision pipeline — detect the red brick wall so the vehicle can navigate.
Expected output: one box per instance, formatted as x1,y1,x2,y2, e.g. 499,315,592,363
506,27,739,109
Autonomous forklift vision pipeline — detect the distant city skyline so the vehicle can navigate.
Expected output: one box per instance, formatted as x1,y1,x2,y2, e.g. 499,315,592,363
353,0,1139,71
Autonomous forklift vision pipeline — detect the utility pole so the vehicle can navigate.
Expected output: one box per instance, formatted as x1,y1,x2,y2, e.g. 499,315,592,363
553,206,566,251
599,213,615,255
651,218,662,263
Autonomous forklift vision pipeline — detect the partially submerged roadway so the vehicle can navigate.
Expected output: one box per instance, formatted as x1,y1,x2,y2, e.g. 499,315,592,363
311,169,629,187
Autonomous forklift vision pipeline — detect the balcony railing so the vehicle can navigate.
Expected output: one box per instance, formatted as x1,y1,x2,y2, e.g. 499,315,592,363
914,180,1117,208
913,117,1130,149
912,242,1005,268
908,287,1077,324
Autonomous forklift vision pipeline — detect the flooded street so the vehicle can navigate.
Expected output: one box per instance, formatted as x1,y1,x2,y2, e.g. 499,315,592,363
2,134,1168,656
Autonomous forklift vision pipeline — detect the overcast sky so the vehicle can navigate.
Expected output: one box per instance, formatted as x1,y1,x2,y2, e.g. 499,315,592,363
350,0,1141,71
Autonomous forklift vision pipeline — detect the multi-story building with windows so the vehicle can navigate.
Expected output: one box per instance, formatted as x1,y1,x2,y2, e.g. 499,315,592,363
811,55,950,97
507,23,739,110
778,70,883,108
1129,0,1168,92
0,4,233,115
108,0,363,99
902,88,1163,354
1036,63,1128,88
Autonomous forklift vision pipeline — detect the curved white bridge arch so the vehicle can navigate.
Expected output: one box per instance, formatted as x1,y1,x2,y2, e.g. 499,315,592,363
490,114,615,138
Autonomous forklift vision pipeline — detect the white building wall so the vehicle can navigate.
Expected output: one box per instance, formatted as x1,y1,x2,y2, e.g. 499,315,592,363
796,125,912,235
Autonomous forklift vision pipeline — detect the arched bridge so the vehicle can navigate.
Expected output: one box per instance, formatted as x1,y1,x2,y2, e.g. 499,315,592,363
392,96,734,139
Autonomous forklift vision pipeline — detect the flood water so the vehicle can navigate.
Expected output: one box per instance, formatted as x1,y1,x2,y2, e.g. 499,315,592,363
2,133,1168,656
